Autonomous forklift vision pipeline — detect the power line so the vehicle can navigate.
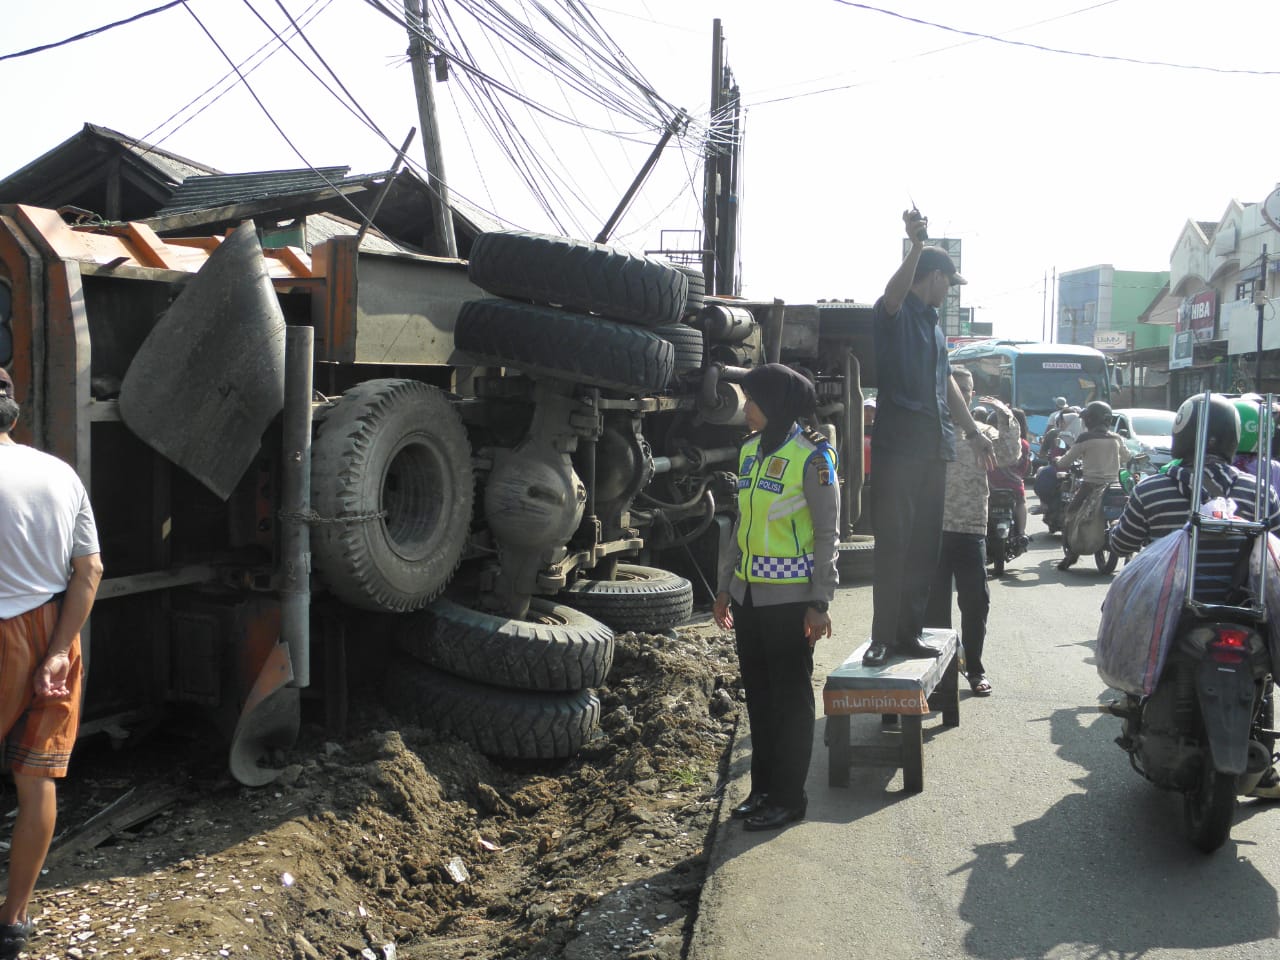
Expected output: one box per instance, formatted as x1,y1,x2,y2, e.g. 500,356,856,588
181,1,373,227
831,1,1280,77
0,1,186,63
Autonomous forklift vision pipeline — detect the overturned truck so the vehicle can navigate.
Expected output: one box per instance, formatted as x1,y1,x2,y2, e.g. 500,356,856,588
0,205,874,783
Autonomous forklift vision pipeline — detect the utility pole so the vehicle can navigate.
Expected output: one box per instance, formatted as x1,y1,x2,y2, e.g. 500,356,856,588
596,111,689,244
701,19,723,296
405,0,457,258
1256,244,1268,392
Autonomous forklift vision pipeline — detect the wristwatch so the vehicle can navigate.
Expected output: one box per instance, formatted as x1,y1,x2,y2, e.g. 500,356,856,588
808,601,829,613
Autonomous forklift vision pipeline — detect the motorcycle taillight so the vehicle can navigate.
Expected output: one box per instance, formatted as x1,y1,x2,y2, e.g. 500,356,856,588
1209,626,1250,664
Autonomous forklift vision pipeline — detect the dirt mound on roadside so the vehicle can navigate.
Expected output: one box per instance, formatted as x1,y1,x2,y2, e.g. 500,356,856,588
27,623,741,960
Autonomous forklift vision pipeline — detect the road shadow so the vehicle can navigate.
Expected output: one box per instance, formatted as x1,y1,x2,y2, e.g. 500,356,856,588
951,705,1280,959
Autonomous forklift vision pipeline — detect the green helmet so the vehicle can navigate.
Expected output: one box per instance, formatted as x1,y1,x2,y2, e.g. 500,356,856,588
1234,397,1260,454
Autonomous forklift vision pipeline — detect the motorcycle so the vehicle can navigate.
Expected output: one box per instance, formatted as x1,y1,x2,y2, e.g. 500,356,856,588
1033,437,1071,533
1100,393,1277,852
986,488,1026,577
1093,481,1131,574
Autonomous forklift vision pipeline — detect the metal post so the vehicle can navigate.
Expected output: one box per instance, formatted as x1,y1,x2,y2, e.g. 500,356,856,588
355,128,417,248
404,0,457,258
1257,244,1268,392
281,325,314,687
596,112,687,244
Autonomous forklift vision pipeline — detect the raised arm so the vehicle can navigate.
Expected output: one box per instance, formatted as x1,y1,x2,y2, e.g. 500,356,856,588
882,210,929,316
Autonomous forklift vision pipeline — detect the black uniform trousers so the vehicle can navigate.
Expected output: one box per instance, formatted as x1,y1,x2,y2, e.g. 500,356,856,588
731,591,813,810
870,449,947,648
924,531,989,678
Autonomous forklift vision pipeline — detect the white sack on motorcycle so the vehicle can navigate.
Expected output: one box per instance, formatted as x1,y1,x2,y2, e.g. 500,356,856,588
1096,527,1189,696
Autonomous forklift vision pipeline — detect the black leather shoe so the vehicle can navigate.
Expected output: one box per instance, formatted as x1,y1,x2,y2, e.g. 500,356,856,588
862,641,891,666
744,801,806,832
731,792,769,819
897,636,942,659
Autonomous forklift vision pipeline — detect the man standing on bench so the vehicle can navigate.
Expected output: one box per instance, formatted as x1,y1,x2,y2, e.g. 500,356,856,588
864,209,994,667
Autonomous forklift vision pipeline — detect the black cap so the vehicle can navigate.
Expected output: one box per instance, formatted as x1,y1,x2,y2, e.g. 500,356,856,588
0,368,11,399
914,247,966,286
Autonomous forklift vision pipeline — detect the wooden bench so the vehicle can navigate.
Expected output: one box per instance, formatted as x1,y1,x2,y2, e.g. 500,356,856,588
822,628,960,792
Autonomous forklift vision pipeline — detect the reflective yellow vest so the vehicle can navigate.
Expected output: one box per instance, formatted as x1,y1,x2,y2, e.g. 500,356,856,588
735,425,837,584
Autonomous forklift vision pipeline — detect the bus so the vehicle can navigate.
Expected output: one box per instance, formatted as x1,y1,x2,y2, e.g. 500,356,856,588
948,340,1111,453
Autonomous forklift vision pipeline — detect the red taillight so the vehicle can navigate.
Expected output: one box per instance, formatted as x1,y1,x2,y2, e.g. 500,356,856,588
1209,627,1250,664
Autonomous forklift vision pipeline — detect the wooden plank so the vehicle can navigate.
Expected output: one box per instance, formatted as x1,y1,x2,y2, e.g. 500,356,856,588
902,716,924,792
827,715,850,788
48,786,182,862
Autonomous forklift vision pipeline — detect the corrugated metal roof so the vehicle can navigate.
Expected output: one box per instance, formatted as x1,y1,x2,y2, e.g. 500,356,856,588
155,168,354,215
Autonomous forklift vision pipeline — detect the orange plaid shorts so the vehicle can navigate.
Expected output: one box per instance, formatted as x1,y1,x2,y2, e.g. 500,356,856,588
0,600,82,778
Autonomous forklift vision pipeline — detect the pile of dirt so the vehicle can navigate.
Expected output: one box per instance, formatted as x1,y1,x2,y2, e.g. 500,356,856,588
23,621,742,960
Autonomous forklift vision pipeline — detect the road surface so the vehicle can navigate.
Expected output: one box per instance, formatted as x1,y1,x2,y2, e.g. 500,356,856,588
690,530,1280,960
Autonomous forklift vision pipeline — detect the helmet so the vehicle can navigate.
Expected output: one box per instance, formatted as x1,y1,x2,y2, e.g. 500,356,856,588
1233,397,1260,453
984,407,1004,426
1054,396,1068,409
1082,400,1113,430
1171,393,1241,462
970,405,992,424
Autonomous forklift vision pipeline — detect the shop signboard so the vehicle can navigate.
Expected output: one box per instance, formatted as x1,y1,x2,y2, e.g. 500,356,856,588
1093,331,1130,352
1170,330,1195,370
1180,289,1217,342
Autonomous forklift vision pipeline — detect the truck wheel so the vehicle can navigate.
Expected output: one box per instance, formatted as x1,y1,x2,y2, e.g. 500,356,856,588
467,231,687,328
456,299,674,393
653,323,705,374
837,536,876,581
398,597,614,691
311,379,472,612
557,564,693,634
669,262,706,317
388,656,601,760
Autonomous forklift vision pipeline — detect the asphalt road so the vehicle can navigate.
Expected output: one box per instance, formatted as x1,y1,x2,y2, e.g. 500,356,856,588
689,524,1280,960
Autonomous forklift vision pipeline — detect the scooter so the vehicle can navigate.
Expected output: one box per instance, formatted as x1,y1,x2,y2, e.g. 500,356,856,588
986,488,1025,577
1100,393,1277,853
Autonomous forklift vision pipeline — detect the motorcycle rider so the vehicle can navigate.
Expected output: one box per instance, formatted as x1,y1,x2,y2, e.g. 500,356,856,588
1056,401,1127,570
1231,396,1280,495
988,406,1031,548
1107,393,1280,799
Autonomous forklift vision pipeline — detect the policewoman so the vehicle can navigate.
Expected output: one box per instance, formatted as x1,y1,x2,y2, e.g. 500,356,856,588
713,364,840,831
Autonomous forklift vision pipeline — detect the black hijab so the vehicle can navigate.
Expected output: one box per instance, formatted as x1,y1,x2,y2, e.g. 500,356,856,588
742,364,817,455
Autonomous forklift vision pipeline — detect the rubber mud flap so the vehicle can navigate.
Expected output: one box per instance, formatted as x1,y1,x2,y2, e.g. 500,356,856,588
1197,658,1255,775
119,221,286,500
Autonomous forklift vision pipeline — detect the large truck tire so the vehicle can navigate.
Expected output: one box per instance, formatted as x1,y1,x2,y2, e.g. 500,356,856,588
467,231,687,328
398,598,614,691
311,379,472,612
653,323,705,375
669,262,706,317
557,564,693,634
388,656,601,760
456,299,674,393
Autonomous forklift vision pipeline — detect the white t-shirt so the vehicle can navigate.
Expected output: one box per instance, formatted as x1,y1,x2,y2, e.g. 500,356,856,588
0,444,100,618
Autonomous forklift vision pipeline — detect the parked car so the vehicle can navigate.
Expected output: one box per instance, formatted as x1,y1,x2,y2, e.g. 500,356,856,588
1112,408,1176,469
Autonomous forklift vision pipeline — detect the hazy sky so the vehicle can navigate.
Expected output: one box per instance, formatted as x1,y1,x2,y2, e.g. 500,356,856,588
4,1,1278,341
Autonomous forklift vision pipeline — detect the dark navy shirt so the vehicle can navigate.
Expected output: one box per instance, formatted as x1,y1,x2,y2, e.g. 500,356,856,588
870,291,956,462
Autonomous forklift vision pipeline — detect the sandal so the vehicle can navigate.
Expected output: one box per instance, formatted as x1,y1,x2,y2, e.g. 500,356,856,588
0,918,33,960
968,674,993,696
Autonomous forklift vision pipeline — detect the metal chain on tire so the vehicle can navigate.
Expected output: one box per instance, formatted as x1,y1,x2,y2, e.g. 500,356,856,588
277,509,387,525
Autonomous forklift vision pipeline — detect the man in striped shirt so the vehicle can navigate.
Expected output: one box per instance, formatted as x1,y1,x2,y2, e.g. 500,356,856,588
1108,394,1280,800
1108,395,1280,601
